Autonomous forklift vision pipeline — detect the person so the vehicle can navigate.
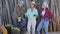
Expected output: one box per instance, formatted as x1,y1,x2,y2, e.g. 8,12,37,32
36,2,54,34
18,0,26,17
25,1,38,34
12,1,26,27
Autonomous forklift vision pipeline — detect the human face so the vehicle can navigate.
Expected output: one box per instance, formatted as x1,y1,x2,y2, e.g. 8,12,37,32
30,4,34,9
18,2,23,8
42,4,46,9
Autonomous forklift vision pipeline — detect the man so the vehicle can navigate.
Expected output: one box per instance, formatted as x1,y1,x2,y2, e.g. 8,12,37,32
12,1,26,27
36,2,54,34
25,1,38,34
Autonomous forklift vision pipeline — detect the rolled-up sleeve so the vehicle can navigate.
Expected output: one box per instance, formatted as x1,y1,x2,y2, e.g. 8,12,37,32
35,9,38,16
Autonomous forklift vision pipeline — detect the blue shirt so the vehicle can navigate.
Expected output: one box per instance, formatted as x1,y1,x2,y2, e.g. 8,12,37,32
26,8,38,20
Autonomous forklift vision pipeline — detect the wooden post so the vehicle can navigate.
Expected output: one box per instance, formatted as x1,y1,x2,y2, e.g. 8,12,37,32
52,5,56,31
0,0,2,26
50,0,57,32
5,0,12,24
58,0,60,31
25,0,31,9
54,0,59,31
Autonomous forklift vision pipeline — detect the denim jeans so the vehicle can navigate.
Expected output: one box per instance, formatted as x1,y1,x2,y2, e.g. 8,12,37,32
20,17,26,28
13,17,26,28
36,18,49,34
13,19,18,27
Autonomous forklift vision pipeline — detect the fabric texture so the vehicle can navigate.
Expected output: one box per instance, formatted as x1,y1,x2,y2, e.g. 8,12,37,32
41,10,46,16
26,8,38,20
39,9,54,20
37,19,49,34
26,8,38,34
27,19,36,34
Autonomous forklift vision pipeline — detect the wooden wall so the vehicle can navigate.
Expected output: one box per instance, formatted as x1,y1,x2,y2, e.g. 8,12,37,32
0,0,60,32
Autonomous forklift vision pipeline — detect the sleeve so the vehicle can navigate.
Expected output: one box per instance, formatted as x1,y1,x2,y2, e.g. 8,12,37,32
35,9,38,16
26,9,29,17
38,9,42,16
49,9,54,19
33,9,38,17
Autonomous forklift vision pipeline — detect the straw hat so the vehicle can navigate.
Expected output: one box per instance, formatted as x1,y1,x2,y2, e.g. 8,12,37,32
30,1,36,6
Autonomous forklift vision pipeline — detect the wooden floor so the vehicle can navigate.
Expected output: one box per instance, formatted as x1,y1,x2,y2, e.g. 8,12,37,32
0,30,60,34
49,32,60,34
0,27,60,34
24,32,60,34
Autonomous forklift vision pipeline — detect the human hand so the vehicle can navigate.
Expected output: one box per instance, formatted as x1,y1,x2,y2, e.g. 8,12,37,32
33,14,37,16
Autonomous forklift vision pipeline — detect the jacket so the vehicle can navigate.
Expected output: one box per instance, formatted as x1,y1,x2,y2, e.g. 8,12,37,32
39,8,54,20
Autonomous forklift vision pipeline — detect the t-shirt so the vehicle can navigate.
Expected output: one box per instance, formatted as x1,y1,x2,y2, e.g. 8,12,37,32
41,10,46,16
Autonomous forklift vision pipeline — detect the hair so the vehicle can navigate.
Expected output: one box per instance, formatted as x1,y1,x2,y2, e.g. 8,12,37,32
42,8,48,10
30,4,36,8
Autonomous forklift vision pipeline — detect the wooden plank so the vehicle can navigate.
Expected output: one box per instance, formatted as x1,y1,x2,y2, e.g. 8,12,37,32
55,0,60,31
5,0,12,24
0,0,2,26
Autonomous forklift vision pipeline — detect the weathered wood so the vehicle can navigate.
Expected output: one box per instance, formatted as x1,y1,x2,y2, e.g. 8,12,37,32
0,28,2,34
55,0,60,31
25,0,31,9
5,0,12,24
0,0,2,26
1,0,60,32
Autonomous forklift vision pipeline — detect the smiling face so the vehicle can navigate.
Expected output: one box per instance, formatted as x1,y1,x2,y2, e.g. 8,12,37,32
30,4,35,9
42,4,46,9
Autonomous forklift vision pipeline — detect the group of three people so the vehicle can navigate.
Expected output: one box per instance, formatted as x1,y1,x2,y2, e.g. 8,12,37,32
13,1,54,34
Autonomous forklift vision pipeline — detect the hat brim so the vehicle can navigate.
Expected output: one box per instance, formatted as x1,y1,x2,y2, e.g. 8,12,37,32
30,2,36,6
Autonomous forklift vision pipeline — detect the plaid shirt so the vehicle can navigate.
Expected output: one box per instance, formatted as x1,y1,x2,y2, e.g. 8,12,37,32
39,9,54,19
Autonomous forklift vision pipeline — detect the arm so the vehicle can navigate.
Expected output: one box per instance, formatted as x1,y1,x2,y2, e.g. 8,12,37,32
25,9,29,17
38,9,42,16
33,9,38,17
49,9,54,20
35,9,38,17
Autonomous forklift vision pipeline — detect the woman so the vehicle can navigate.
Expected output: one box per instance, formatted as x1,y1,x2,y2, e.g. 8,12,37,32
26,1,38,34
36,2,54,34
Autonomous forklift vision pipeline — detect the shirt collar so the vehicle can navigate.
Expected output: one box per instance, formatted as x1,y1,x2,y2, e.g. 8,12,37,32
30,8,35,11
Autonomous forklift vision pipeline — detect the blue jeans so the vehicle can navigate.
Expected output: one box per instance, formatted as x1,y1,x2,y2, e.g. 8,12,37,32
13,19,18,27
20,17,26,28
36,19,49,34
